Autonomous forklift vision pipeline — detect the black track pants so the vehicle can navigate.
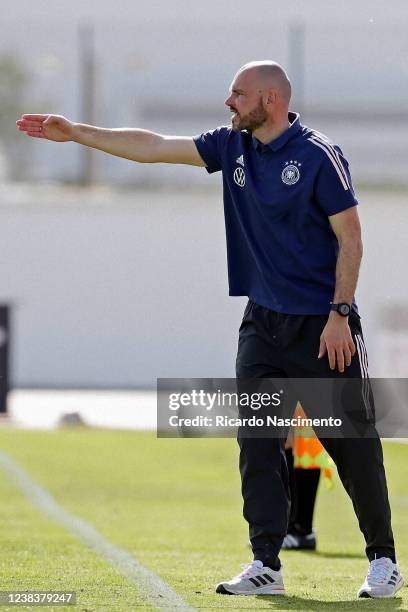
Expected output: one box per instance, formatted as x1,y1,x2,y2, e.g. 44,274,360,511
236,300,395,564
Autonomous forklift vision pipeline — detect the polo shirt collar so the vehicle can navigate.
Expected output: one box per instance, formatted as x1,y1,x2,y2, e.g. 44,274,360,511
252,112,301,152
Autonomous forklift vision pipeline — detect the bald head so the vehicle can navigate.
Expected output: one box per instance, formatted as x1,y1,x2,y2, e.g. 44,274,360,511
238,61,292,105
225,60,292,136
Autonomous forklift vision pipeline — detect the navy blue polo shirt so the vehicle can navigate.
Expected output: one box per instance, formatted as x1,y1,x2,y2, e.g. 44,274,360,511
193,112,358,315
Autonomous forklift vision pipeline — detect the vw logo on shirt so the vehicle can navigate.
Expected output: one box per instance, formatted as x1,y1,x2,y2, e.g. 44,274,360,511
233,166,246,187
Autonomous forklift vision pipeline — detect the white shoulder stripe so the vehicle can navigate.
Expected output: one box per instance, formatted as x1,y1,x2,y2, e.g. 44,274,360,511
311,129,330,143
308,137,349,190
310,135,350,186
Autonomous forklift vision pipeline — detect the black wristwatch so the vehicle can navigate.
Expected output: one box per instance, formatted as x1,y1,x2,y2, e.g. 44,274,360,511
330,302,351,317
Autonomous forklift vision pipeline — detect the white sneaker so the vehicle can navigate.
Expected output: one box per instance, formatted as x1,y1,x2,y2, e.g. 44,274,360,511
358,557,404,598
216,560,285,595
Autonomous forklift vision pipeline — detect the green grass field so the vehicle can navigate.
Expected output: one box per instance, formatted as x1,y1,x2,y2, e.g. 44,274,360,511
0,427,406,611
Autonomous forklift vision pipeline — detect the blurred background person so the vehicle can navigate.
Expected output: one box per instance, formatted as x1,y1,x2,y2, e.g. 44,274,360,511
283,404,334,551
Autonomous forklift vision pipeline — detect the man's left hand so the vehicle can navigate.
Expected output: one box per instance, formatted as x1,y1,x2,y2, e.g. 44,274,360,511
318,312,356,373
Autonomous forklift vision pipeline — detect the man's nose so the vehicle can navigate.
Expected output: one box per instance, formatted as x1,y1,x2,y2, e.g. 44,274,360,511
225,95,232,107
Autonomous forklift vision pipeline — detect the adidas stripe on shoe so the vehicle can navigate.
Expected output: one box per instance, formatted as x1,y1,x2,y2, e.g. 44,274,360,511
216,560,285,596
358,557,404,598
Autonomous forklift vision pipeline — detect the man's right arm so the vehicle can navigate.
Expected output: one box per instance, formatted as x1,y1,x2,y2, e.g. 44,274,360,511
16,114,206,167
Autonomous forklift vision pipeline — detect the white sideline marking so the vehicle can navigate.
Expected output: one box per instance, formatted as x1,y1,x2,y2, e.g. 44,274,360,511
0,451,196,611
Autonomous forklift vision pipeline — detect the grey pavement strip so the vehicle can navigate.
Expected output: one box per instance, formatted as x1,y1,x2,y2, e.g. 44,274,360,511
0,450,196,611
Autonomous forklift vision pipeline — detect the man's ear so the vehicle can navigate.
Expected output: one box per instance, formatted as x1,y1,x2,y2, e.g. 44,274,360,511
265,89,277,105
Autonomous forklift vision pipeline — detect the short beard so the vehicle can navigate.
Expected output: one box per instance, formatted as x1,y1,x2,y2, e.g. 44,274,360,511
232,98,267,132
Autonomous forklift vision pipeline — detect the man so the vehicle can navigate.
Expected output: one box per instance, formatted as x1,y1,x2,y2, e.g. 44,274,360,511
16,61,403,599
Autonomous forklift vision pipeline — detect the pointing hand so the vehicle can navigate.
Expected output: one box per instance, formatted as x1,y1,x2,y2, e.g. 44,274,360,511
16,114,75,142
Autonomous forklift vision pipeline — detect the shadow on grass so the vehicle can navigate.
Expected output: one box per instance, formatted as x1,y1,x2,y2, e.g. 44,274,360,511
281,549,365,560
313,550,365,560
253,594,404,610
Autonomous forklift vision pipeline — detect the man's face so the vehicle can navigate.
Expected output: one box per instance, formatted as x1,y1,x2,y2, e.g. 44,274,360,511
225,70,268,132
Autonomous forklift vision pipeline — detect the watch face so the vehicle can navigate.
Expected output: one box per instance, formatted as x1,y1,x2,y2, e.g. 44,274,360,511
339,304,350,316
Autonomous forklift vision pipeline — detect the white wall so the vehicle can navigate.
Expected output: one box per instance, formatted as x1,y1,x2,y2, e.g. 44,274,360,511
1,184,407,387
0,183,247,387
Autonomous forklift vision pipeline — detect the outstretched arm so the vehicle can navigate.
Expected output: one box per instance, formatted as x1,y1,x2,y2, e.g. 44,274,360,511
16,114,205,166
